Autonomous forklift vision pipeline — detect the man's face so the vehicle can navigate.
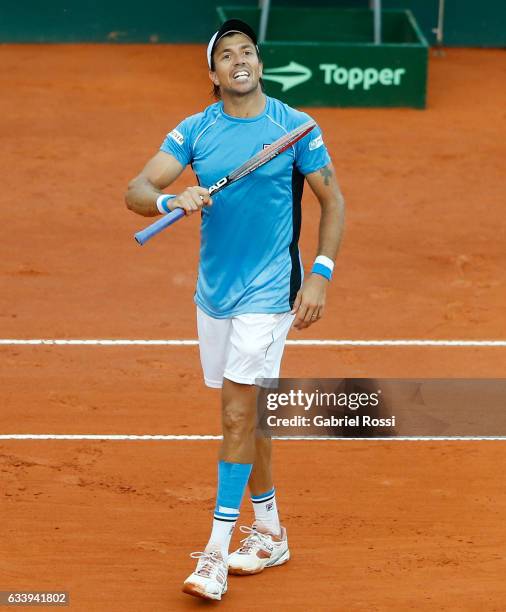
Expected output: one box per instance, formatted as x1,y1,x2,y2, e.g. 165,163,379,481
210,32,262,96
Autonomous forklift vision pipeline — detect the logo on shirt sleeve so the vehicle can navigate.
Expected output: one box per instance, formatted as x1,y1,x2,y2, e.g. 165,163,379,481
169,128,184,146
309,135,323,151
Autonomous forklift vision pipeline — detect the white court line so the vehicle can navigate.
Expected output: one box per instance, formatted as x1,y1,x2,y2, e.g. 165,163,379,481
0,434,504,441
1,339,506,347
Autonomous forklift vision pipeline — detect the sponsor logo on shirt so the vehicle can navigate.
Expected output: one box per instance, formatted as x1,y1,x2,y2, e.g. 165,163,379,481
309,135,323,151
169,129,184,146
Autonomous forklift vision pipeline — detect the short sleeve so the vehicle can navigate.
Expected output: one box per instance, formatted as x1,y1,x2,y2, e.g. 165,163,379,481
294,122,331,176
160,118,194,167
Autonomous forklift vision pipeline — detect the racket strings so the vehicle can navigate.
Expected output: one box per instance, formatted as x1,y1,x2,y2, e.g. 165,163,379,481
227,120,316,183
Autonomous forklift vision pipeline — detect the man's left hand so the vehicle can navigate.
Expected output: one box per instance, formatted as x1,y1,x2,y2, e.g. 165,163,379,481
291,274,328,330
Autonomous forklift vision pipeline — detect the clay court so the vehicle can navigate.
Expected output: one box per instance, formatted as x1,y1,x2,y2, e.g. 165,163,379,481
1,44,506,609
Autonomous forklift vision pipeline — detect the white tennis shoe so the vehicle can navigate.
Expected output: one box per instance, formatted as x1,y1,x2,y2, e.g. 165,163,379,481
182,550,228,601
228,523,290,575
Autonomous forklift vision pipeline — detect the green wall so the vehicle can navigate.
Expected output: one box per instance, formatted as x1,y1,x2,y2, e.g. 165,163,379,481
1,0,505,46
217,7,428,108
382,0,506,47
0,0,251,43
267,0,506,46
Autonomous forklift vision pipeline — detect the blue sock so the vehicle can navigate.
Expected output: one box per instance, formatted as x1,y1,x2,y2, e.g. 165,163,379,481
207,461,253,558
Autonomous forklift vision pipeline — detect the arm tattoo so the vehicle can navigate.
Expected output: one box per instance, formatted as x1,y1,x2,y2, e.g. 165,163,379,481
319,165,332,186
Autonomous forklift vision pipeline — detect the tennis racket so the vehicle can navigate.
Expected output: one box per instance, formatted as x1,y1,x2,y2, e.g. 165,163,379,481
134,119,316,245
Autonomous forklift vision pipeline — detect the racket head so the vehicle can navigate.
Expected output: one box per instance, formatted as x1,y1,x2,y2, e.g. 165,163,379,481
223,120,316,186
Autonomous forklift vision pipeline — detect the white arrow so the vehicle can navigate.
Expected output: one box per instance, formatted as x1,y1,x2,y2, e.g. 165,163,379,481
262,61,312,92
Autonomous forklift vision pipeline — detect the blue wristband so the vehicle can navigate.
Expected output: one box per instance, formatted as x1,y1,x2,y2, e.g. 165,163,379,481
311,262,332,281
156,194,176,214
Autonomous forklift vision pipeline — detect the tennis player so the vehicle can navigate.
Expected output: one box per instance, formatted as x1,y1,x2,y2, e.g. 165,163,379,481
125,18,344,601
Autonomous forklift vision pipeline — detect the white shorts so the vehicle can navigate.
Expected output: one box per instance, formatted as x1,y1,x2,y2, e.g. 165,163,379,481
197,307,295,388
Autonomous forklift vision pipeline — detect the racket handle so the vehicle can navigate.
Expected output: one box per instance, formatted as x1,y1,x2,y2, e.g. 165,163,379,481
134,208,185,245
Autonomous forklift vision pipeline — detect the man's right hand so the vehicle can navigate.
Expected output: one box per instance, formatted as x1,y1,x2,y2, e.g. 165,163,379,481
171,186,213,216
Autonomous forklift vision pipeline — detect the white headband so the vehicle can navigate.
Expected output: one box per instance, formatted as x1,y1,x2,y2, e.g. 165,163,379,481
206,30,257,69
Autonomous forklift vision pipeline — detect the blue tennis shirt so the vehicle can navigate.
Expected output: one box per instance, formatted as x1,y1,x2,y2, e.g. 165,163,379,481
160,95,330,319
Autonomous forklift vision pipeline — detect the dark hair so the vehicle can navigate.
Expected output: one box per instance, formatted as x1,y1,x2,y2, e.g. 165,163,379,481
210,33,264,100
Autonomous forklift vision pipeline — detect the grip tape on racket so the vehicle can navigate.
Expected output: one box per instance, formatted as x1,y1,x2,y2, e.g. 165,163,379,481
134,208,185,245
